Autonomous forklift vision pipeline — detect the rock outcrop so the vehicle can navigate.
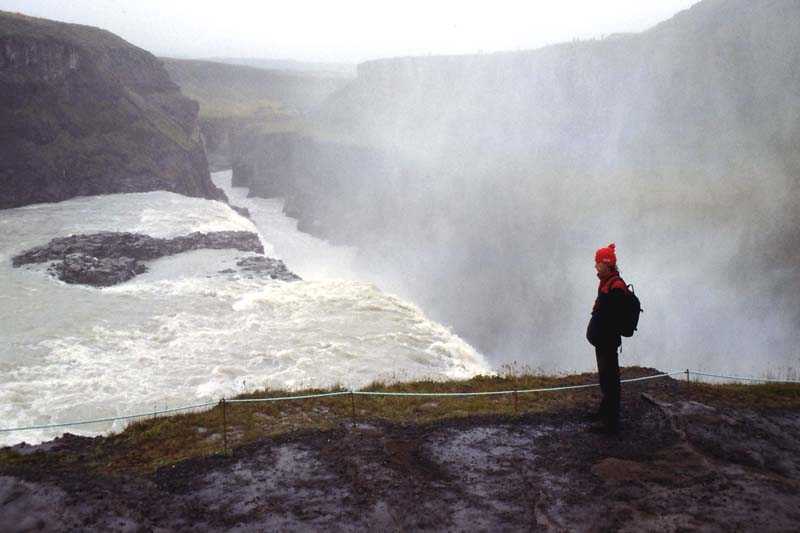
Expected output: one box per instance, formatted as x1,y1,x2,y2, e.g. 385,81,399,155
223,256,300,282
0,11,227,209
51,253,146,287
10,231,301,287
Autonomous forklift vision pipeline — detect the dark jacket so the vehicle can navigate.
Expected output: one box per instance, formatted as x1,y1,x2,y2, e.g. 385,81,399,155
586,272,627,348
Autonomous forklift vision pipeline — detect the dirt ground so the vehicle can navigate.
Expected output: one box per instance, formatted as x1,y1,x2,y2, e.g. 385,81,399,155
2,374,799,532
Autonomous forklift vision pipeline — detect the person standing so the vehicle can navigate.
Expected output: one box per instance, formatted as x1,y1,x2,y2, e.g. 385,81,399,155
586,243,627,434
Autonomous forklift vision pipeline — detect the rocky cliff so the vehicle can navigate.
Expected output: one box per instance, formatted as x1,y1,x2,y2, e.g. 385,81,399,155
321,0,800,176
231,130,408,238
0,11,226,209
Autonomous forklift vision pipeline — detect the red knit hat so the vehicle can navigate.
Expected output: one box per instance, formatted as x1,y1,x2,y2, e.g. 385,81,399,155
595,243,617,266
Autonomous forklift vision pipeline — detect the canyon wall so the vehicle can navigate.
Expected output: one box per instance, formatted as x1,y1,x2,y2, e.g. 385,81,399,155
0,11,225,209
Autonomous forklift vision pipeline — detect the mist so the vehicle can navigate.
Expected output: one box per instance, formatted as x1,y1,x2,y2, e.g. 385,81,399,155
232,0,800,376
0,0,701,63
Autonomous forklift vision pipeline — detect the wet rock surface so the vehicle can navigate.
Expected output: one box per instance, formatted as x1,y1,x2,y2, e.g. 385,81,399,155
50,253,147,287
225,256,301,282
1,373,798,531
229,205,251,219
10,231,302,287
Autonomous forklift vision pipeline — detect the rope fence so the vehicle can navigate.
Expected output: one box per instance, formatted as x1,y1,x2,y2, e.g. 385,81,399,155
0,401,219,433
227,391,351,404
686,371,800,385
1,370,798,446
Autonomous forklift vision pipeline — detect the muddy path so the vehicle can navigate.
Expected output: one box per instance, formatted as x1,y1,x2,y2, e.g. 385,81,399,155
2,375,799,532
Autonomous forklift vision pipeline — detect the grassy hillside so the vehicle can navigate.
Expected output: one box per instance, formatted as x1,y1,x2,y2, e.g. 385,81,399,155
161,58,350,119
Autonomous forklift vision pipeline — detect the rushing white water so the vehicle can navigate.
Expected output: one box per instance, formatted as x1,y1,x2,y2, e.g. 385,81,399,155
0,171,489,446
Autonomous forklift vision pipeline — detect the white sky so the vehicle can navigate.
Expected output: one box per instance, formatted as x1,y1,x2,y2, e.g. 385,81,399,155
1,0,702,63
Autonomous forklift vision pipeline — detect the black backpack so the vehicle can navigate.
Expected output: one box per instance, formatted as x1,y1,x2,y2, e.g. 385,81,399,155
607,275,643,337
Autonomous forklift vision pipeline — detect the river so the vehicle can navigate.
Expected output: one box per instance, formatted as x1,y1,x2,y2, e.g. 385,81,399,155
0,171,489,446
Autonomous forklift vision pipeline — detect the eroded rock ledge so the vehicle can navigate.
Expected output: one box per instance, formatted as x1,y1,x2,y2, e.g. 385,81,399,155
12,231,300,287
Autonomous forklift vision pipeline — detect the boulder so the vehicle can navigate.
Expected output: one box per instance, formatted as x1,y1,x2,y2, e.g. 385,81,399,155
50,253,146,287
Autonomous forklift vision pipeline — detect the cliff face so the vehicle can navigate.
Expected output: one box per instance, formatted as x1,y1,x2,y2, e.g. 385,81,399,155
232,130,406,239
323,0,800,177
0,11,226,209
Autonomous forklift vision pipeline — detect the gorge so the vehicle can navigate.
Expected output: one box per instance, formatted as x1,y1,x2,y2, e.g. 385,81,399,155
226,0,800,374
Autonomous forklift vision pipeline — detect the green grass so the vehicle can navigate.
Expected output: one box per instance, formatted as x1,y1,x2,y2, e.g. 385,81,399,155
161,58,350,120
685,381,800,409
1,369,798,477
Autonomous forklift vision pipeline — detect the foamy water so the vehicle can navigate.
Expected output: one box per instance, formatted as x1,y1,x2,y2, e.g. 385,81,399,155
0,171,489,446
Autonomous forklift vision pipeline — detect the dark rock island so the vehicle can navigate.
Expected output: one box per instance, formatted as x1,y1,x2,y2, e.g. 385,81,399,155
0,11,226,209
225,256,300,282
12,231,300,287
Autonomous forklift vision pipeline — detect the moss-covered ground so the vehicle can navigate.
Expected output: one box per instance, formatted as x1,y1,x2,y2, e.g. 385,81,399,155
1,367,798,478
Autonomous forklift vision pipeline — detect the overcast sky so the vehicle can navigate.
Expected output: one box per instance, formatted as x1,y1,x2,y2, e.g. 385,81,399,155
2,0,702,63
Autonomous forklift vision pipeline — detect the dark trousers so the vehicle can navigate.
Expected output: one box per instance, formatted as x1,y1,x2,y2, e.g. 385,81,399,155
595,346,620,428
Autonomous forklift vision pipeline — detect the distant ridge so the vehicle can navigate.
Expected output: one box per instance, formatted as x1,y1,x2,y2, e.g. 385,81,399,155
160,57,351,170
205,56,356,77
161,57,350,118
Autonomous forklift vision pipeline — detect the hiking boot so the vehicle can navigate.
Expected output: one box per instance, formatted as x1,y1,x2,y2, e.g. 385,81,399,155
587,420,620,435
585,411,602,422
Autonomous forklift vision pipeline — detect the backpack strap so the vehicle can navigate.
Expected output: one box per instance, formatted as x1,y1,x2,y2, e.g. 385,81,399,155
603,275,627,294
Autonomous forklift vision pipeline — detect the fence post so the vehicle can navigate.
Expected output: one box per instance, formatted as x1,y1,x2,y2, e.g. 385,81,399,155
221,398,228,455
350,391,356,428
514,390,518,416
685,369,691,399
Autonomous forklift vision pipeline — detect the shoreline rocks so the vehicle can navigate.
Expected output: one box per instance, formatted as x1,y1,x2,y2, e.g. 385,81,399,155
51,254,147,287
229,256,301,282
12,231,300,287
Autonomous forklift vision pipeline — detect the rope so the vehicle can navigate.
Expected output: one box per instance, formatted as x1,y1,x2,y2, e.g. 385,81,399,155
0,401,218,433
355,389,515,397
516,370,685,394
227,391,351,403
688,371,800,384
622,370,687,383
352,371,683,397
